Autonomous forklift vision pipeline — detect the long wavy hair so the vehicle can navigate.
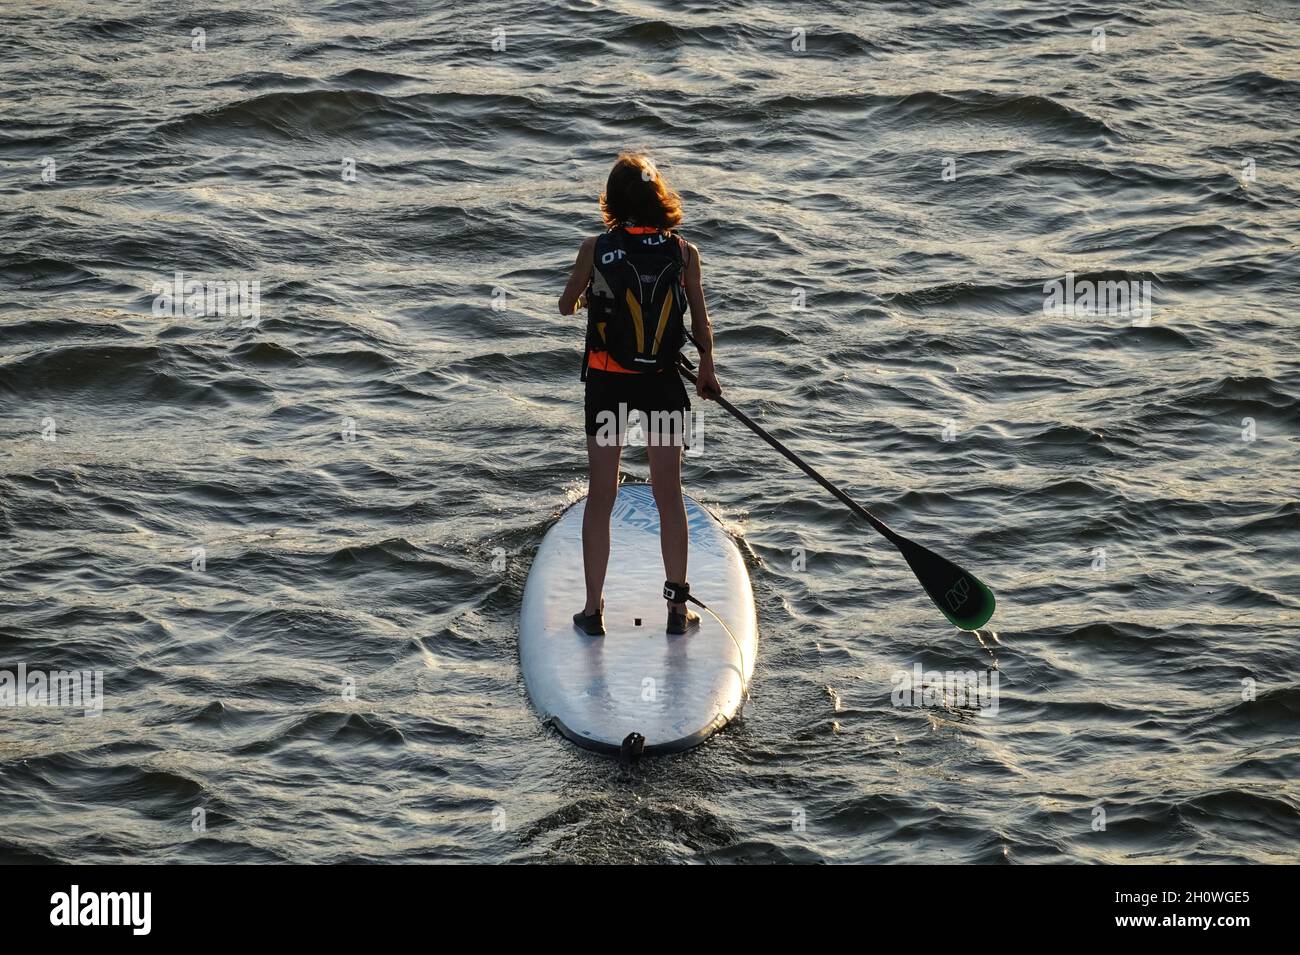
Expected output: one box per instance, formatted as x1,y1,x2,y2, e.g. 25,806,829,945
599,152,683,230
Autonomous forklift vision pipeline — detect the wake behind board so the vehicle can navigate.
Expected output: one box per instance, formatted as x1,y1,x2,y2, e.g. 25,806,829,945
520,483,758,757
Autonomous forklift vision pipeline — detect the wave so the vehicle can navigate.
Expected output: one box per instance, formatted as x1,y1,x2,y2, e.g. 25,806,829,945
877,90,1119,141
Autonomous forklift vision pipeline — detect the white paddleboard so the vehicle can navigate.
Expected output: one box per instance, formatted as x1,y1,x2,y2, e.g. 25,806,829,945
520,483,758,756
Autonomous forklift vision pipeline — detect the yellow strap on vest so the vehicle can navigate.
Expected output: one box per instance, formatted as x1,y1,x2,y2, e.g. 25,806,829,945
624,289,645,352
651,293,673,354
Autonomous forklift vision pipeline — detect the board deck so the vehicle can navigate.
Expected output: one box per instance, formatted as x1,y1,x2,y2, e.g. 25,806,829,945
520,483,758,756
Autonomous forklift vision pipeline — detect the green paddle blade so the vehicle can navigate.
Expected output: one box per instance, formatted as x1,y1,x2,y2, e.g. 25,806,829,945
895,536,997,631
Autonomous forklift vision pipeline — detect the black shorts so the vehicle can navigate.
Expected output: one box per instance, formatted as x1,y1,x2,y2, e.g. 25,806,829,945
584,368,692,445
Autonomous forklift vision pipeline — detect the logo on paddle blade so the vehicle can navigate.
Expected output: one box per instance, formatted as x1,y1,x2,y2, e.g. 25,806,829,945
944,575,971,611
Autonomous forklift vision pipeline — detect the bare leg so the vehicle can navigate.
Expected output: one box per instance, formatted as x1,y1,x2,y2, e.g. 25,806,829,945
647,442,687,613
582,435,622,615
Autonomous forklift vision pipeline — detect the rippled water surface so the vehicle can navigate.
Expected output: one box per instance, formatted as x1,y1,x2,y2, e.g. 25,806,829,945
2,0,1298,863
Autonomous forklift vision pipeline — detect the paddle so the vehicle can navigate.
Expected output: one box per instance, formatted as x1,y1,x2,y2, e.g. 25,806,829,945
677,354,996,631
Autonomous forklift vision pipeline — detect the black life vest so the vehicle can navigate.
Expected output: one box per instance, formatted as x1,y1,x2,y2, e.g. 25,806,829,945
583,227,687,378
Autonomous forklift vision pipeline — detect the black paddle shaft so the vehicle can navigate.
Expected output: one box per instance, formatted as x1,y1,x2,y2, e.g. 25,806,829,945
677,358,900,543
677,352,997,631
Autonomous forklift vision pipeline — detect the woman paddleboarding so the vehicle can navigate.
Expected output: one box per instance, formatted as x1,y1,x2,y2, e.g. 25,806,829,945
558,152,722,637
